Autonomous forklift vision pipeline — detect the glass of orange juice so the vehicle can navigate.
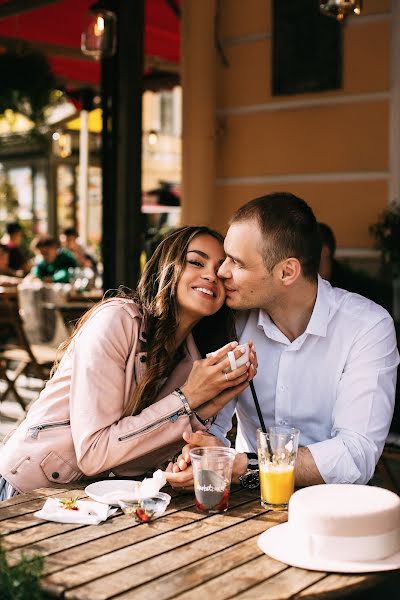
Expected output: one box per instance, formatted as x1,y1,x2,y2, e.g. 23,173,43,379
257,426,300,511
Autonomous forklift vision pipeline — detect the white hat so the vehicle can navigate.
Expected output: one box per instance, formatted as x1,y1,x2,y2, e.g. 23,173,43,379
258,484,400,573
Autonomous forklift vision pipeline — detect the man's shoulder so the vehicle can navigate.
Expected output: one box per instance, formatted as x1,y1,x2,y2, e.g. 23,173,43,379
329,284,393,330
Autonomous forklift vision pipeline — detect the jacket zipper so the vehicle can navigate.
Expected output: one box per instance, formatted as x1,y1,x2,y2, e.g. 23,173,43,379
118,408,187,442
29,420,71,439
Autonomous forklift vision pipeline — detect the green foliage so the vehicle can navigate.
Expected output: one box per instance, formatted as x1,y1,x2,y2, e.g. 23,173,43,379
0,48,59,124
0,179,18,217
0,539,45,600
369,203,400,272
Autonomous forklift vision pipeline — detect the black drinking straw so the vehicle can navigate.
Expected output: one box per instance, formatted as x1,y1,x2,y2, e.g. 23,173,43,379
250,381,266,432
249,380,273,456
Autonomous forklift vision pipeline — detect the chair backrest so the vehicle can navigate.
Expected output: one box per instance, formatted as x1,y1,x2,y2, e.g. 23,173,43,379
0,292,38,363
57,302,91,333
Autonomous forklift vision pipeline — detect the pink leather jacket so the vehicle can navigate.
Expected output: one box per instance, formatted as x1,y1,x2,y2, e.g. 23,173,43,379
0,299,206,492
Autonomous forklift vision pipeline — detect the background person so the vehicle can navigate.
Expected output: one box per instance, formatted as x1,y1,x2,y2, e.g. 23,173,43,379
60,227,97,271
1,222,29,274
318,222,391,309
30,236,77,283
0,225,256,499
0,243,21,286
166,193,399,491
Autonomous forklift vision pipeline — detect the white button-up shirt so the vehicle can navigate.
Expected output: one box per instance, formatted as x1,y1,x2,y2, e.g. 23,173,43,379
211,277,399,484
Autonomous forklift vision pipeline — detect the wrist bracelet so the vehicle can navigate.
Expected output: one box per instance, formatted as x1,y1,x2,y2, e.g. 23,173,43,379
193,411,210,427
174,387,193,415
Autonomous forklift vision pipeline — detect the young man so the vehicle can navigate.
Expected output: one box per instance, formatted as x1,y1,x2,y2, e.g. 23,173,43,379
166,192,399,488
30,236,77,283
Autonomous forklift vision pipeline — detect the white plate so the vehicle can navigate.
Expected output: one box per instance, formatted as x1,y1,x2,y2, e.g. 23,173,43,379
85,480,142,506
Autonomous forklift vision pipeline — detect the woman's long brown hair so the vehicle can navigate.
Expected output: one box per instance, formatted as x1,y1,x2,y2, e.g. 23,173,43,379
55,226,236,417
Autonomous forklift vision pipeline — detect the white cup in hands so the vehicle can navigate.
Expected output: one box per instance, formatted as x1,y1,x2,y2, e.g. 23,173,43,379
206,342,250,374
180,341,250,410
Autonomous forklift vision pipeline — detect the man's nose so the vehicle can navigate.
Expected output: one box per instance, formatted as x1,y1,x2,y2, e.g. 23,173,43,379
218,259,229,279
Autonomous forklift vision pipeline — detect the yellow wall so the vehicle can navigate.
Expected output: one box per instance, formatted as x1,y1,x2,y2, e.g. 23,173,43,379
213,0,391,248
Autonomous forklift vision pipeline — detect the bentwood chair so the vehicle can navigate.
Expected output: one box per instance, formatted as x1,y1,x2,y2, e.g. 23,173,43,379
56,302,91,333
0,292,60,410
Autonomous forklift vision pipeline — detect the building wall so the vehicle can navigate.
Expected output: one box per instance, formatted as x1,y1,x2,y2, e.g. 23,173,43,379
213,0,391,250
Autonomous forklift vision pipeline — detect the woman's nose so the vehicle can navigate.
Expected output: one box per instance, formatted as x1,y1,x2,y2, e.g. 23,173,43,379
202,266,217,281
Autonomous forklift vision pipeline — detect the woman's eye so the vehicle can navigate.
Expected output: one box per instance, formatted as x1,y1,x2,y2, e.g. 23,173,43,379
188,259,203,267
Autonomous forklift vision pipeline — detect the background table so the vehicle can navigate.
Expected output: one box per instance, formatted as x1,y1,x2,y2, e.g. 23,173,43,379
0,484,399,599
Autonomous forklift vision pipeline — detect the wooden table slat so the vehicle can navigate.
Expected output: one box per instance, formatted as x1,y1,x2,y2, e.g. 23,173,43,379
0,488,87,523
232,565,326,600
61,513,275,600
44,499,270,591
2,492,197,550
0,487,67,508
293,572,393,599
1,484,396,600
112,534,268,600
173,555,288,600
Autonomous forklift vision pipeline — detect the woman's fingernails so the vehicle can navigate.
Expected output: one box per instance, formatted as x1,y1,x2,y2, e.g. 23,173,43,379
231,341,238,347
240,347,246,354
246,361,250,367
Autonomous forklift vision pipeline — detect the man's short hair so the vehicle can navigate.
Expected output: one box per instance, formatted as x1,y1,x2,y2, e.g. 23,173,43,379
6,222,22,236
63,227,78,237
36,236,59,250
230,192,322,280
318,222,336,257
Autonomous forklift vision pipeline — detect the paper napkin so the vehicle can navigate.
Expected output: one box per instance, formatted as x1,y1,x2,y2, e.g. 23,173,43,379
34,497,118,525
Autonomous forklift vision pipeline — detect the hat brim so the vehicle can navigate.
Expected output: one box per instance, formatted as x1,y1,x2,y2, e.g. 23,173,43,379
258,523,400,573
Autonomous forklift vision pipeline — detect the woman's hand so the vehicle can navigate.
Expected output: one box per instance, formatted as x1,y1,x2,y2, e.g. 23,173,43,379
165,431,249,489
165,431,223,490
193,340,258,420
180,341,251,410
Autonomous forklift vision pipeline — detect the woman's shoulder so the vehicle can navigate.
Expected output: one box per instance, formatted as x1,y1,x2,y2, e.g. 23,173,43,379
79,298,144,335
72,298,144,349
92,297,143,319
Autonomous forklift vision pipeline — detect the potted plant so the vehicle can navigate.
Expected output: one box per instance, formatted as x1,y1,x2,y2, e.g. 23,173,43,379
0,540,44,599
370,202,400,319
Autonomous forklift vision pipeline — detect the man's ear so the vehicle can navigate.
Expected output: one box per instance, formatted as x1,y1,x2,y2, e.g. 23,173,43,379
279,258,301,286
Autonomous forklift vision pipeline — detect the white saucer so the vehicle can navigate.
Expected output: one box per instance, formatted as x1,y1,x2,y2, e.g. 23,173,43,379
85,480,142,506
258,524,400,573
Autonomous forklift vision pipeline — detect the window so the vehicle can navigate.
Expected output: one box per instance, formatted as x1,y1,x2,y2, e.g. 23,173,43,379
272,0,342,95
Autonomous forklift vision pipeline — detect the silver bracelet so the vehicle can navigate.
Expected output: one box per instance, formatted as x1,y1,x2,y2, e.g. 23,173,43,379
174,387,193,415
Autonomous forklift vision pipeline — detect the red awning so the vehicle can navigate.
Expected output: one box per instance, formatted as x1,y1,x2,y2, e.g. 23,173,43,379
0,0,180,87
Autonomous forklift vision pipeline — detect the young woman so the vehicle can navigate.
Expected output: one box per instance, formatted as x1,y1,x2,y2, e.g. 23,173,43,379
0,226,255,499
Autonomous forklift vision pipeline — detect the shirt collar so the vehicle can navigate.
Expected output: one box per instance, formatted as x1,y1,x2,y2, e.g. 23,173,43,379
304,275,331,337
257,275,331,342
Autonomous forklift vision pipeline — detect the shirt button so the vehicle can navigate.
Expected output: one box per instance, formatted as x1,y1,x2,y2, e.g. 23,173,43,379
279,384,285,391
52,472,60,479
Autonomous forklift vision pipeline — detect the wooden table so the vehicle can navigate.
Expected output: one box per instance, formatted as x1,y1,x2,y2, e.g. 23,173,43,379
0,484,399,599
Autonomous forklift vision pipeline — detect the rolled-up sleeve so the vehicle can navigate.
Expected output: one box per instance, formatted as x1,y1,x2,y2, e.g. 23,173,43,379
209,398,238,446
308,316,399,484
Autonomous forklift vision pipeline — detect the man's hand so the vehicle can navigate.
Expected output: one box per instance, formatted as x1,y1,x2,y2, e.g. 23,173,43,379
194,340,258,421
165,431,222,490
164,431,249,489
